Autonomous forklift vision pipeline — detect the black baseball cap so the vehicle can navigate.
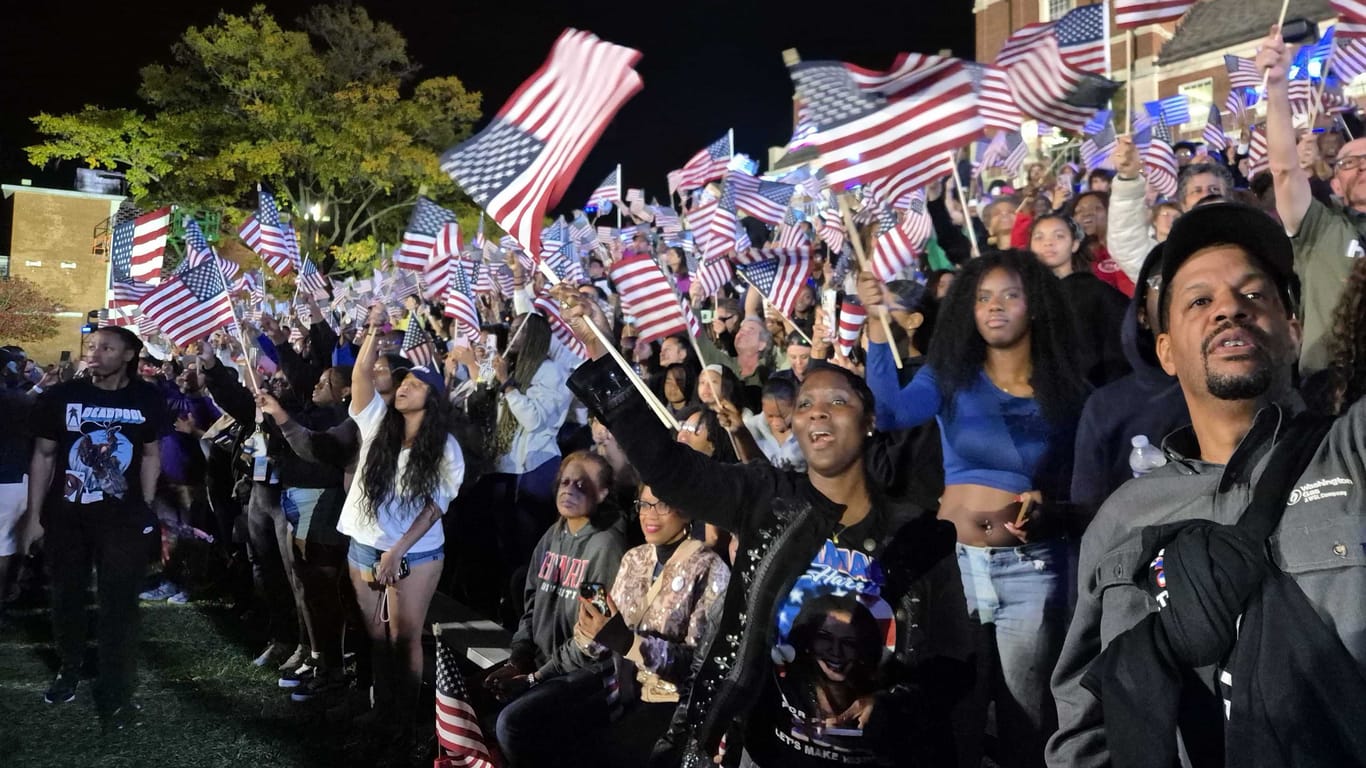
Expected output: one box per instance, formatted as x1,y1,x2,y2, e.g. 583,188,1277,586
1158,201,1297,330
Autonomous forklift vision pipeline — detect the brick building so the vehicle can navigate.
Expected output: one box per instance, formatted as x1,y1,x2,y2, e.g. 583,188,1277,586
2,184,124,365
974,0,1338,139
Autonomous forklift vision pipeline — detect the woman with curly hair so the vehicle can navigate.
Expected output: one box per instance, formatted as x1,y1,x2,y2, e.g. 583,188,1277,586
1306,255,1366,415
339,306,464,740
860,251,1089,768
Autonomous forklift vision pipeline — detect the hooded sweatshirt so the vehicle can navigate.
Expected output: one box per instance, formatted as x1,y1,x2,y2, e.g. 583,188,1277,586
509,515,628,679
1069,251,1190,510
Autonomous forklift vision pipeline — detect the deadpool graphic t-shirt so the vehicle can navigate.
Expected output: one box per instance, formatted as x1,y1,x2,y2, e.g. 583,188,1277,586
34,378,170,507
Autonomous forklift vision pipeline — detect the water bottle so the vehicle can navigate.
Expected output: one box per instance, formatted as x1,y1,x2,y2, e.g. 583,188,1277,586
1129,434,1168,478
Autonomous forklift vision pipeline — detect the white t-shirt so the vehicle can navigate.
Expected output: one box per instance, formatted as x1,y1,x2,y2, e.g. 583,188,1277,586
337,394,464,552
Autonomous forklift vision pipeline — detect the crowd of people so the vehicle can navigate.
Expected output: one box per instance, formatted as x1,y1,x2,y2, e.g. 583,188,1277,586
3,26,1366,768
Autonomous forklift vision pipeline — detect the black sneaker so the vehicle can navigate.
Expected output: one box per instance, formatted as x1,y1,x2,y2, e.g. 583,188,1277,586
277,661,315,689
43,671,79,704
291,668,347,703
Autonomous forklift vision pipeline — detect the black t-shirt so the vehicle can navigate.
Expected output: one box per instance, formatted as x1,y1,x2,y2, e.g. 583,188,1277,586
33,378,170,506
746,508,899,767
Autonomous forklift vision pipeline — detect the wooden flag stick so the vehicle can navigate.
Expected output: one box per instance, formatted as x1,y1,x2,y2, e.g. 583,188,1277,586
535,261,679,430
1261,2,1293,93
836,195,903,369
650,254,709,365
1126,29,1136,137
734,269,814,347
947,152,983,258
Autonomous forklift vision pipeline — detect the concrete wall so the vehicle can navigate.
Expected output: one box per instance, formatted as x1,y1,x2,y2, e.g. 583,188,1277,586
3,187,122,365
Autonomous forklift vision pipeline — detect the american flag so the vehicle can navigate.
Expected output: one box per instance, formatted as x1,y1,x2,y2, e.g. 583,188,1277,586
1224,55,1262,90
441,30,642,260
693,253,734,299
401,311,439,367
423,225,457,303
1081,122,1118,170
1335,38,1366,81
97,306,141,328
871,214,922,283
996,23,1118,132
964,62,1024,132
1115,0,1196,28
1145,95,1191,127
110,206,170,285
241,187,297,276
704,184,740,261
1225,89,1252,129
443,257,482,342
1333,0,1366,39
777,207,810,250
541,220,587,284
1000,4,1108,74
434,632,496,768
901,190,933,250
1131,109,1154,140
397,197,459,271
986,130,1030,175
1202,104,1227,152
532,292,588,359
181,217,242,291
297,257,330,297
836,298,867,358
587,165,621,210
569,213,596,251
819,202,847,255
141,253,236,346
110,279,155,306
1142,122,1179,199
650,204,682,231
1248,125,1269,176
610,255,689,344
789,55,982,205
736,249,812,316
671,133,732,193
726,171,795,225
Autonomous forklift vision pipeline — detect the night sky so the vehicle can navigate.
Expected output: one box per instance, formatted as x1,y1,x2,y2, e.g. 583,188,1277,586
0,0,972,212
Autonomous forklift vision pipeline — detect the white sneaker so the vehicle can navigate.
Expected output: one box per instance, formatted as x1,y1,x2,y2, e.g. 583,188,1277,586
166,591,190,604
138,581,178,601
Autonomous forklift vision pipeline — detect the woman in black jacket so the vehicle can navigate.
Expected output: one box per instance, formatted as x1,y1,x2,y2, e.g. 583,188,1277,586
557,288,972,768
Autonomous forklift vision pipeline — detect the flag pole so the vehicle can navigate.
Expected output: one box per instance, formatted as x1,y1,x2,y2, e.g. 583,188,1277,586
728,128,735,160
1126,29,1137,135
1310,46,1335,127
836,195,902,369
947,152,983,258
1261,1,1293,93
616,164,623,230
535,261,679,430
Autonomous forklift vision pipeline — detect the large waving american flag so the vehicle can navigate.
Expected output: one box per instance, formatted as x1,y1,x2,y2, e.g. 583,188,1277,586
670,133,732,193
397,197,458,272
1114,0,1196,29
142,254,235,346
239,186,298,277
789,55,982,207
441,29,642,259
110,206,170,285
610,254,689,345
736,249,812,317
964,62,1024,132
994,5,1118,132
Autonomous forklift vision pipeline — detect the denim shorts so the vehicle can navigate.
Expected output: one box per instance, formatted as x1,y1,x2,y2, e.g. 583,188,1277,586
346,540,444,572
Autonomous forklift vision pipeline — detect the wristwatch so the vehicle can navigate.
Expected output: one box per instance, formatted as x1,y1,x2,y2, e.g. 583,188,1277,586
526,671,538,687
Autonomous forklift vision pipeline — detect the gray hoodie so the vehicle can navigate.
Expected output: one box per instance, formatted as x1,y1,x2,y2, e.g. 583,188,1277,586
510,515,628,679
1048,400,1366,767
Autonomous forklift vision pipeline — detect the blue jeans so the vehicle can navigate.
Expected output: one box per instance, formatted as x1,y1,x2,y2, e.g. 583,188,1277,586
953,537,1073,768
346,540,444,572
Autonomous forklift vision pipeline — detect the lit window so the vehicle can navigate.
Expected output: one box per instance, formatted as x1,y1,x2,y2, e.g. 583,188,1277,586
1044,0,1075,21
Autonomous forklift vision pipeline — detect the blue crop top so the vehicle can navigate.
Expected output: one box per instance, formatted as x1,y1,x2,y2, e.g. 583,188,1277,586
866,342,1070,495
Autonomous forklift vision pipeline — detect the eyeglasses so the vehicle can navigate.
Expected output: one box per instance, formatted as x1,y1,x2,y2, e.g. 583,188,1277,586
677,422,701,434
634,499,674,515
1334,154,1366,172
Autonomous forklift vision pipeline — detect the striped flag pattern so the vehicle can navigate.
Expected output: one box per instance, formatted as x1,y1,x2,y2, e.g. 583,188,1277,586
789,55,983,206
1334,38,1366,80
1115,0,1196,29
441,29,642,259
965,62,1024,132
1332,0,1366,40
396,197,459,271
1145,95,1191,127
141,255,236,346
736,249,812,316
777,208,811,250
819,204,847,255
1142,123,1179,199
1081,122,1118,170
443,257,482,341
1225,55,1262,90
693,253,734,299
532,293,588,359
1202,104,1227,152
1248,125,1269,176
297,257,330,297
836,299,867,358
240,187,297,276
727,171,795,225
110,206,171,285
995,5,1118,132
400,312,438,367
587,165,621,210
610,255,690,345
671,133,732,193
434,630,496,768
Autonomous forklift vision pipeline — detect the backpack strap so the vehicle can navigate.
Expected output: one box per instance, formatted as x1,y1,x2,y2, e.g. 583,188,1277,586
1236,412,1335,543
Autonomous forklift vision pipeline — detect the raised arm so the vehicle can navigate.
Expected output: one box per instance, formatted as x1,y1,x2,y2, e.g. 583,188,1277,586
350,304,385,416
1261,25,1313,235
857,272,940,429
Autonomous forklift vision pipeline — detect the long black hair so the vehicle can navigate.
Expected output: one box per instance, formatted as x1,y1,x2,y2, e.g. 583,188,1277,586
927,250,1088,427
510,313,551,394
359,384,454,522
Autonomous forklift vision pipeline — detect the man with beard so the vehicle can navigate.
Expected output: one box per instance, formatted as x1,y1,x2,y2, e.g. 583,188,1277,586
1047,201,1366,766
1261,24,1366,375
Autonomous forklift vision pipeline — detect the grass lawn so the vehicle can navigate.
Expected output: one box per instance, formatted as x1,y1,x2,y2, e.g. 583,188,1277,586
0,597,367,768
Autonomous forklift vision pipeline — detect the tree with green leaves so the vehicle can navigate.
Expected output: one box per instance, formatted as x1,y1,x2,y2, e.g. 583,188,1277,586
0,276,60,343
28,4,484,274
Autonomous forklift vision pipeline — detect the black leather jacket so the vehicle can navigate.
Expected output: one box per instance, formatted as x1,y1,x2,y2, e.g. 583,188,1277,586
568,357,972,767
